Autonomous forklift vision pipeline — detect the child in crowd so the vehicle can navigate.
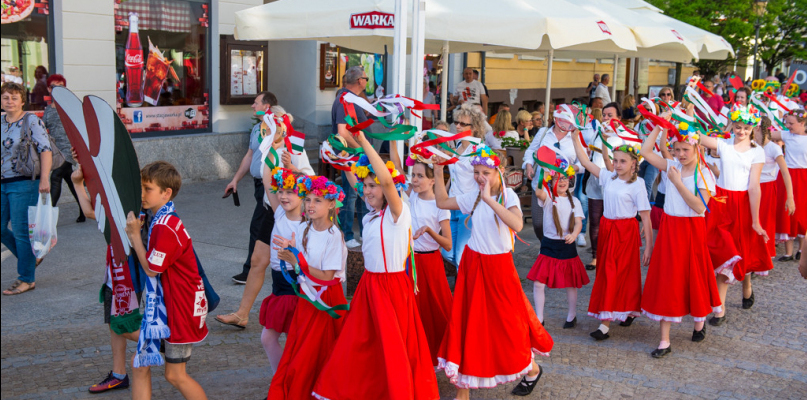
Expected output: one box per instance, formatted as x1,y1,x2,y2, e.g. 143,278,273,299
125,161,208,400
772,110,807,261
755,117,795,257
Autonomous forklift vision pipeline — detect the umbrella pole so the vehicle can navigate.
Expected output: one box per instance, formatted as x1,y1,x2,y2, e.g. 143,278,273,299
440,41,449,121
392,0,408,164
611,54,618,102
544,49,554,125
407,0,426,174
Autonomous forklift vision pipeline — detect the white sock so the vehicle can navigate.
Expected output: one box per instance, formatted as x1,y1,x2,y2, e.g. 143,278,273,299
598,324,609,334
566,288,578,321
658,340,670,349
532,282,546,322
525,372,538,381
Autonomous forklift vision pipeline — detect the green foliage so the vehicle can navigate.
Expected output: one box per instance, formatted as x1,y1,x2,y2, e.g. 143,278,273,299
756,0,807,75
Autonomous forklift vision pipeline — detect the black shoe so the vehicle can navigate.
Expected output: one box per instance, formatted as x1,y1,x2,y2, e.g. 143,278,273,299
563,317,577,329
708,315,727,327
797,251,802,261
651,346,672,359
590,329,610,341
511,365,542,396
692,326,707,342
777,255,794,262
742,291,755,309
76,215,86,223
585,264,596,271
619,317,635,327
232,271,249,284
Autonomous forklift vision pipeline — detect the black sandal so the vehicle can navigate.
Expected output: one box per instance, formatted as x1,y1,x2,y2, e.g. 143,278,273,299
585,264,596,271
511,365,542,396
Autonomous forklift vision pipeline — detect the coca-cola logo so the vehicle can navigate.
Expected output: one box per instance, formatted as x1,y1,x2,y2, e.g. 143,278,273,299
125,51,143,67
350,11,394,29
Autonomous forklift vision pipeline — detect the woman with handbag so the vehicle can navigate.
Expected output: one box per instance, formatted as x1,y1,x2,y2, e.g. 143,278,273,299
1,82,53,295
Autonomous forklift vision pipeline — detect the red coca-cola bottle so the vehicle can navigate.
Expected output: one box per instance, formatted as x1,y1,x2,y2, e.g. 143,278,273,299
125,13,144,107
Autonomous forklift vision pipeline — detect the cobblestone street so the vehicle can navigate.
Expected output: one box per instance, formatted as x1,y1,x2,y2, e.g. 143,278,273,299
3,179,806,400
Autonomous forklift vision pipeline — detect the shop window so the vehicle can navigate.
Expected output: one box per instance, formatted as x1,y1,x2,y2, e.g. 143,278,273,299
114,0,211,136
318,43,387,100
1,0,53,112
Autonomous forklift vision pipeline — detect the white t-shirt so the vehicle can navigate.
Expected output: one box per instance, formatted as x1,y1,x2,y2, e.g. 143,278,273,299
594,83,612,104
485,130,519,150
361,203,412,273
523,127,579,170
456,187,520,254
663,161,716,217
599,169,651,219
448,144,478,198
540,195,584,240
270,207,305,271
715,139,764,191
781,130,807,169
295,222,347,282
454,80,486,105
410,192,451,252
760,141,784,183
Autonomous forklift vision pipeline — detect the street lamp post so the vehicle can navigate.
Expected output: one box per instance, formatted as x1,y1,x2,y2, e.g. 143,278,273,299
752,0,768,80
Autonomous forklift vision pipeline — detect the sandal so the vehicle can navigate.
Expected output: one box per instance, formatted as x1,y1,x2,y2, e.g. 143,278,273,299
511,365,542,396
214,313,248,329
3,281,35,296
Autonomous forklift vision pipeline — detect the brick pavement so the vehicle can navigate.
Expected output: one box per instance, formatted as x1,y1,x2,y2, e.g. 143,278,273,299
2,179,806,399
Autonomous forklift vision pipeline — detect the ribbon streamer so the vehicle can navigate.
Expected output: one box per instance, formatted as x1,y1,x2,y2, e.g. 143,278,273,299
279,247,349,319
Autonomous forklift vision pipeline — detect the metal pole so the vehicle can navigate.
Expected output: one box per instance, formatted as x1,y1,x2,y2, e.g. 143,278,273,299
543,49,554,125
611,55,618,102
440,41,449,121
391,0,408,96
752,16,761,80
406,0,426,174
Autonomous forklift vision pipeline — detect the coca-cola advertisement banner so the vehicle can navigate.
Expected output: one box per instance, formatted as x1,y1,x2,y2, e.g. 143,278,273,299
118,105,209,134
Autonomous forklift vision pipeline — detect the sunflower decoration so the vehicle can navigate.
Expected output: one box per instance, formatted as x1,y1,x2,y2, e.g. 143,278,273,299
671,121,700,145
351,155,408,195
729,104,761,126
268,167,298,193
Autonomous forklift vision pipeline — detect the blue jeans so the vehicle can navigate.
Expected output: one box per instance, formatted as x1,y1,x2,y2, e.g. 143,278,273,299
339,170,368,241
442,209,472,268
1,179,40,283
573,173,588,234
638,162,659,202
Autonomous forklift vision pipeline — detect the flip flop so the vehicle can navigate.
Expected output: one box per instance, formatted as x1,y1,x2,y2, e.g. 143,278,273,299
214,313,247,329
3,282,35,296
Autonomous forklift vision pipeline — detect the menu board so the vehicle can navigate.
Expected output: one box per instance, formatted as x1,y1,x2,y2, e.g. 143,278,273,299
242,51,258,95
230,51,243,96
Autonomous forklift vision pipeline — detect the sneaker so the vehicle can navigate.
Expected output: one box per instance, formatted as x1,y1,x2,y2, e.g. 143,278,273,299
232,271,249,284
576,234,587,247
345,239,362,248
89,371,129,393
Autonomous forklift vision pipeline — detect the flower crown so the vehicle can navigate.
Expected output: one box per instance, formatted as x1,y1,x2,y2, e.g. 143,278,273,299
269,167,298,193
671,121,700,145
614,143,641,156
787,109,806,119
543,158,575,182
296,175,345,204
351,155,408,194
469,145,501,168
729,105,761,126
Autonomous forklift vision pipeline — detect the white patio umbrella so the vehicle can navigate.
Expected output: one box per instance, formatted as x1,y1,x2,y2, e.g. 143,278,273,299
626,8,735,60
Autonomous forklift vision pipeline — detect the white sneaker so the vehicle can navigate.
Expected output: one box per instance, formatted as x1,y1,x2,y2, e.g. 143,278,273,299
576,234,587,247
346,239,362,248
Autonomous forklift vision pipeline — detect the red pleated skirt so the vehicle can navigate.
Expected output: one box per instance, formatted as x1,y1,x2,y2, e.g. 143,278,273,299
259,294,299,334
706,187,774,284
776,168,807,239
587,217,642,321
641,214,722,322
760,181,778,257
651,205,664,230
437,248,553,389
312,271,439,400
527,255,589,289
410,251,453,366
268,285,347,400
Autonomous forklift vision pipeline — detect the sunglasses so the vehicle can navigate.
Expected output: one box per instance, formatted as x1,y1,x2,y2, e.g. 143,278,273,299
359,77,369,82
456,121,471,127
659,92,672,97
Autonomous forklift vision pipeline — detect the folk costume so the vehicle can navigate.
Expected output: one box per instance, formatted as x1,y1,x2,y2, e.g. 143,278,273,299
760,140,784,257
775,111,807,242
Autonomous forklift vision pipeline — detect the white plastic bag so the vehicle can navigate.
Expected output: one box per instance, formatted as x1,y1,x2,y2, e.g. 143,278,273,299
28,193,59,259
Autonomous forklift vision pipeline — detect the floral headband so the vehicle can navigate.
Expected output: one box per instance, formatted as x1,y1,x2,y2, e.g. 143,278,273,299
269,167,298,193
469,145,501,168
729,105,761,126
671,121,700,145
351,155,408,194
787,109,806,119
543,158,575,182
296,175,346,205
614,143,641,156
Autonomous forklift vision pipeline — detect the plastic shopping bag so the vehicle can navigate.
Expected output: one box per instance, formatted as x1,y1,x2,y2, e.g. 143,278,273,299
28,193,59,260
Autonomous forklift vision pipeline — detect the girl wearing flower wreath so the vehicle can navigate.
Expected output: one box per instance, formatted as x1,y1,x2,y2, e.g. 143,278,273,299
433,145,553,398
772,109,807,262
639,120,722,359
390,140,454,367
312,131,439,400
699,105,772,324
526,149,588,329
571,134,653,341
754,117,795,258
268,176,349,400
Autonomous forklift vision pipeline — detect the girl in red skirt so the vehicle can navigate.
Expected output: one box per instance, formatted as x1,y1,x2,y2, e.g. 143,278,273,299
527,151,587,328
434,145,553,398
572,134,653,341
268,176,348,399
699,105,772,324
772,110,807,261
392,142,453,367
313,131,439,400
639,121,722,358
755,117,795,258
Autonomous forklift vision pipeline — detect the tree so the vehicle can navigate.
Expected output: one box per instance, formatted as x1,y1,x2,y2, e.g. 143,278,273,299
647,0,757,77
756,0,807,76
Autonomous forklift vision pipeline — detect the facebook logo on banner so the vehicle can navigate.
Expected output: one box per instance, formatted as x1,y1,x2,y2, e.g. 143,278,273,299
133,111,143,123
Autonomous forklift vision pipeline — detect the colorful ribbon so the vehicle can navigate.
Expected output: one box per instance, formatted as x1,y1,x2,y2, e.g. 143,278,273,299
279,247,350,319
